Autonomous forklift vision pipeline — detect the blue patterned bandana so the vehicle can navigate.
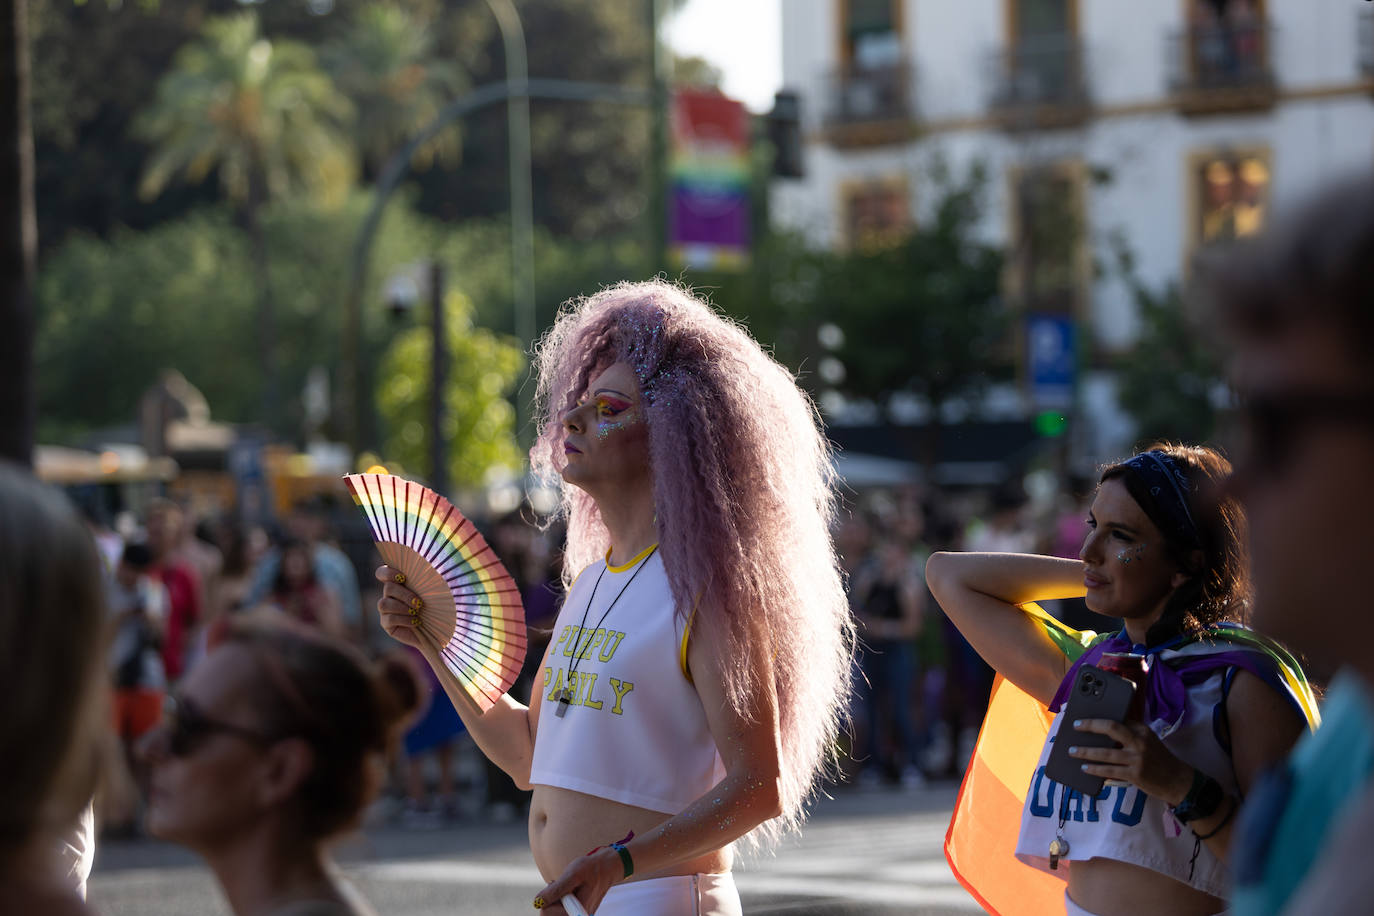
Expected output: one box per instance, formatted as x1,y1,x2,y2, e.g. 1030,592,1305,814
1121,450,1201,547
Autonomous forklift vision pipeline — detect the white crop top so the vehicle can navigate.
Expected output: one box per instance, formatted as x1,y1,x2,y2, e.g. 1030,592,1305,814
528,546,726,814
1016,668,1237,899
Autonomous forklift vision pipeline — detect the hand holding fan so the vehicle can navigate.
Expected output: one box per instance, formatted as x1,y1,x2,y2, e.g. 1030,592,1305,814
344,473,527,714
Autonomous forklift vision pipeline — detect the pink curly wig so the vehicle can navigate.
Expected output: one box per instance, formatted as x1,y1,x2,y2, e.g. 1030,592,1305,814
531,279,855,850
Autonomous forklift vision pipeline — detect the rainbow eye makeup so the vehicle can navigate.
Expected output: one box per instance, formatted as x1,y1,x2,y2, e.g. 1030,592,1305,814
585,389,640,439
595,395,632,416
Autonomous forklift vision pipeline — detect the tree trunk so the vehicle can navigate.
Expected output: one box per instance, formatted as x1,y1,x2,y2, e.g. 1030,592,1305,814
0,0,35,467
242,174,278,434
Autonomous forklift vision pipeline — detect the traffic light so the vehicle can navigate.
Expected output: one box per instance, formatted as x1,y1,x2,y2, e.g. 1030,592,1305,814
1035,410,1069,437
767,90,804,179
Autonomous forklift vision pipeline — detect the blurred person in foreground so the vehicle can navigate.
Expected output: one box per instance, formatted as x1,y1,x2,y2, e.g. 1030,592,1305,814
0,462,109,913
375,280,855,915
1212,172,1374,916
139,613,419,916
927,443,1317,916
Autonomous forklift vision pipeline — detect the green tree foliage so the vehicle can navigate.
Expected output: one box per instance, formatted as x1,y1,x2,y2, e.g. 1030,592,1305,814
1111,244,1221,445
34,188,644,451
823,163,1007,411
375,289,524,489
134,11,353,207
32,0,667,250
37,192,449,439
134,9,354,426
414,0,655,238
320,2,466,175
30,0,217,251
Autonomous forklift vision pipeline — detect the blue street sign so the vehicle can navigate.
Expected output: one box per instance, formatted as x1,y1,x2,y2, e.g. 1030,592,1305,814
1027,314,1076,409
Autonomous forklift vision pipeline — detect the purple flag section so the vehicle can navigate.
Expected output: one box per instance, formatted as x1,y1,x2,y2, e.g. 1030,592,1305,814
671,185,750,250
669,89,751,270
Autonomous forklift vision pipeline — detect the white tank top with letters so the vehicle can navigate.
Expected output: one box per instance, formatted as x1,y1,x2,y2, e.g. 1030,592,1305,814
528,547,725,814
1015,669,1236,899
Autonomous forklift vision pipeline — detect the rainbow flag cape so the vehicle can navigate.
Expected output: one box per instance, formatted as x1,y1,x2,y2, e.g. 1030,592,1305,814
944,605,1320,915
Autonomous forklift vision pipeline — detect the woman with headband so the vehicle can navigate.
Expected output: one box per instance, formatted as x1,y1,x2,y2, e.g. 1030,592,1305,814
375,280,854,915
927,443,1317,916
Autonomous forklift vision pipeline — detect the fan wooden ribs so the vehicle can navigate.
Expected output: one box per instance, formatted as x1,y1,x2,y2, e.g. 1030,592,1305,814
344,473,528,712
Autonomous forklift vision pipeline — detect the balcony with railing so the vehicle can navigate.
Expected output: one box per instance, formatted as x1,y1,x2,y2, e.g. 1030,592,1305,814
1168,21,1276,115
987,34,1091,131
820,61,917,147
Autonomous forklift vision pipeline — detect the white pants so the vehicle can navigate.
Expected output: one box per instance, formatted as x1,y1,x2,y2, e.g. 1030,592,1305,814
1065,890,1227,916
590,873,740,916
1064,892,1096,916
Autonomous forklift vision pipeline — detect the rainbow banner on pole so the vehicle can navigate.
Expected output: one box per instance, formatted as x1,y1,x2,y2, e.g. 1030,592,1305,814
669,89,751,271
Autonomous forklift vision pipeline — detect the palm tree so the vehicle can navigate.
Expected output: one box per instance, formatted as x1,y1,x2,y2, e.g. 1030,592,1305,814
135,11,354,430
321,2,466,176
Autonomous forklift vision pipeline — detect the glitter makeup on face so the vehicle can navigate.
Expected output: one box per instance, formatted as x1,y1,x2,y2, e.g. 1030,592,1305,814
1116,543,1146,565
593,396,640,440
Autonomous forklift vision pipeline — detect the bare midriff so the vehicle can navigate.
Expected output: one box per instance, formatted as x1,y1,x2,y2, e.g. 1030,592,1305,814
528,784,732,883
1069,857,1224,916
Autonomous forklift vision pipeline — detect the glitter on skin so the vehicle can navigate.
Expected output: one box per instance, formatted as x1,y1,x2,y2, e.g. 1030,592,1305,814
582,392,642,441
1117,544,1146,565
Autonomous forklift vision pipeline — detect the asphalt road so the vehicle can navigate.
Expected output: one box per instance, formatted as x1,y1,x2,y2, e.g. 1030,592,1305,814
88,784,982,915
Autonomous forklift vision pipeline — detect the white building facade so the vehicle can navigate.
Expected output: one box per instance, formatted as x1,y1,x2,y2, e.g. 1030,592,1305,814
774,0,1374,467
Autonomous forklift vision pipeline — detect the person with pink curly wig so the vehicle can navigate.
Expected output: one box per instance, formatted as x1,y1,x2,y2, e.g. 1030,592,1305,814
375,279,855,915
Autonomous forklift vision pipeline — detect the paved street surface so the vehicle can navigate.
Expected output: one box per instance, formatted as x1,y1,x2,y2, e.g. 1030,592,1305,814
89,784,982,915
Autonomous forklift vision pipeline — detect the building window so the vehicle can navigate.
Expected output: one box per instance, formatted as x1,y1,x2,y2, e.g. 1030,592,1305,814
1194,152,1269,246
841,0,902,71
1183,0,1266,89
841,178,910,251
1009,163,1086,315
1005,0,1081,103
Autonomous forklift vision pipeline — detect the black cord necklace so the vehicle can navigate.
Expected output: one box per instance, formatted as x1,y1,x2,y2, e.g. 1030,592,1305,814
555,544,658,718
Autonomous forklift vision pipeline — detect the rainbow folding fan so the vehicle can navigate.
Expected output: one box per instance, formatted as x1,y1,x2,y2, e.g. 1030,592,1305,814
343,472,526,713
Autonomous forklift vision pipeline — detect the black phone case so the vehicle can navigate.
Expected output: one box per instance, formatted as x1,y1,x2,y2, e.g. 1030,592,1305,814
1043,664,1136,796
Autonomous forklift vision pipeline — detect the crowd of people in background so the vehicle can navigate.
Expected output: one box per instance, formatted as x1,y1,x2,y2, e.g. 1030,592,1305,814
8,168,1371,916
78,464,1105,843
839,478,1106,791
80,493,570,840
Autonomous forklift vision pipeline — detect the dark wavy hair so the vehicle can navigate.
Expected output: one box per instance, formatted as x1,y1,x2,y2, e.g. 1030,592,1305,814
1100,442,1250,646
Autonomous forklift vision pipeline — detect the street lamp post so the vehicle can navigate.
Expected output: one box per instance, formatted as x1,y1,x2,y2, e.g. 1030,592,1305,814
486,0,535,391
385,263,449,497
428,261,448,497
338,78,650,462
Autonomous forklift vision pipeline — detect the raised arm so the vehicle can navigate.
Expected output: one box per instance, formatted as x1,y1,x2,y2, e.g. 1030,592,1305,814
375,566,540,788
924,552,1086,705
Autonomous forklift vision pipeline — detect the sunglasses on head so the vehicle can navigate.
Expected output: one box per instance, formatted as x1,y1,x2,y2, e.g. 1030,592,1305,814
163,694,276,757
1226,389,1374,479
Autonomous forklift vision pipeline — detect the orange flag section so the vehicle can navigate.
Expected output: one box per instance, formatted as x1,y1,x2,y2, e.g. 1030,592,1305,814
945,673,1066,915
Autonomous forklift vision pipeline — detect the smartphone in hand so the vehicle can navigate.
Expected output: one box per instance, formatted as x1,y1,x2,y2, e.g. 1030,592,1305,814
1043,664,1136,796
